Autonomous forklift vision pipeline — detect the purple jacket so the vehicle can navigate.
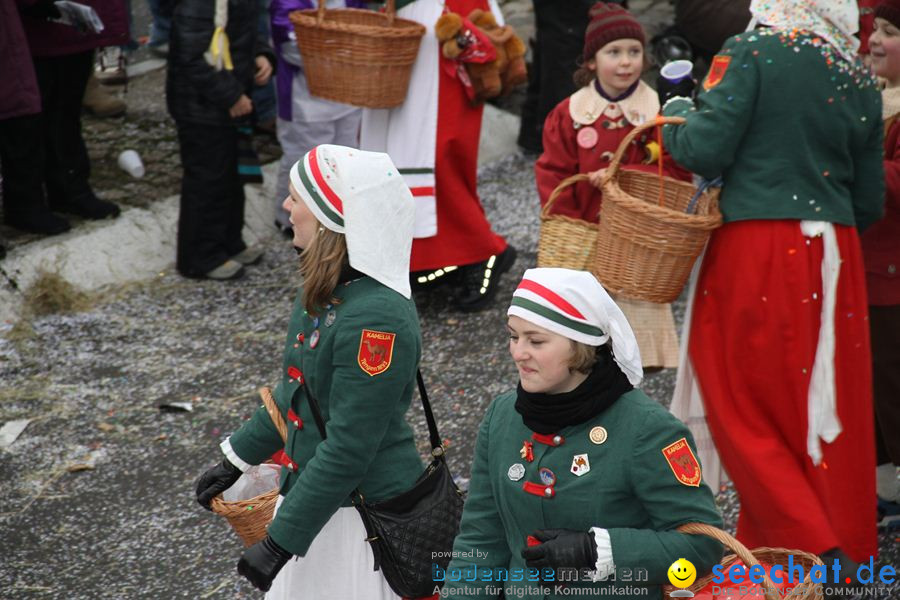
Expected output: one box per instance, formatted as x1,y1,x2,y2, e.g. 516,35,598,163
1,0,41,119
22,0,129,57
270,0,366,120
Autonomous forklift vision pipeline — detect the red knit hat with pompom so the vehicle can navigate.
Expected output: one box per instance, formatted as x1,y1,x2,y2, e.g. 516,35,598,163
583,2,646,62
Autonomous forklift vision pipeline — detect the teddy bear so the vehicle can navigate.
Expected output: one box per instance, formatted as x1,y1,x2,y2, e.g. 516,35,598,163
434,9,527,103
467,8,527,96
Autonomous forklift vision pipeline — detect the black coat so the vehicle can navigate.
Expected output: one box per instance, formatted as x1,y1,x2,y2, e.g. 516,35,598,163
166,0,274,126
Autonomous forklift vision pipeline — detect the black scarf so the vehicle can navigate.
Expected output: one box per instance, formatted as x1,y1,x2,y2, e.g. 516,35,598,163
514,345,633,434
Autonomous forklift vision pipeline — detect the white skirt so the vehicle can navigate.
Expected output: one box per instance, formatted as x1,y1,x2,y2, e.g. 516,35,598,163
266,497,401,600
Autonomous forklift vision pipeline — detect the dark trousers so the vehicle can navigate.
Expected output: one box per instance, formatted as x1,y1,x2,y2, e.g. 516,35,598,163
517,0,593,153
0,112,47,221
175,121,247,276
871,304,900,466
32,50,95,206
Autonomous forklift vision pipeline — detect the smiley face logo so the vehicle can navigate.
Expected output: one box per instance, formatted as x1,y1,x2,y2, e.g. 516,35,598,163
667,558,697,589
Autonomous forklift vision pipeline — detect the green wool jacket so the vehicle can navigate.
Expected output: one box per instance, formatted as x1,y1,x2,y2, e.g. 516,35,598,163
227,276,424,556
662,29,884,231
441,389,723,600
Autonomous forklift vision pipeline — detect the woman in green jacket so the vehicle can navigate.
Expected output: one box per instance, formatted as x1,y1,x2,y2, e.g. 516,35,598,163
194,144,425,598
441,268,723,600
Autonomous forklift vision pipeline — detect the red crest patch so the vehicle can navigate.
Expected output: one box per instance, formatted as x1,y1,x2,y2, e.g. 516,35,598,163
703,54,731,90
357,329,396,376
662,437,702,487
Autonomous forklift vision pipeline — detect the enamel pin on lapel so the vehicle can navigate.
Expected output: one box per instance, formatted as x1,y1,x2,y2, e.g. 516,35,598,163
508,463,525,481
589,426,607,445
570,453,590,477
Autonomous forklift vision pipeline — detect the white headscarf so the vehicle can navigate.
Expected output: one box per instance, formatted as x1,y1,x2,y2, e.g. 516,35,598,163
749,0,860,61
290,145,415,298
507,268,643,386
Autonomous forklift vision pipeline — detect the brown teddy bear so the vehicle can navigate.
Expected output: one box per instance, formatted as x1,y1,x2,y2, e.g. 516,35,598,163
467,8,527,96
434,9,527,103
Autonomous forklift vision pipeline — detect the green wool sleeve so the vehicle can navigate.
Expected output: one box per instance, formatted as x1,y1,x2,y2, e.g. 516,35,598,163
606,408,723,584
226,381,291,466
850,98,886,232
442,399,510,599
662,37,758,179
266,310,418,556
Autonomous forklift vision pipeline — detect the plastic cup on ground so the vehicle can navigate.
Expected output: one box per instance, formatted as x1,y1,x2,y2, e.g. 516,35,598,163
117,149,145,178
660,60,694,84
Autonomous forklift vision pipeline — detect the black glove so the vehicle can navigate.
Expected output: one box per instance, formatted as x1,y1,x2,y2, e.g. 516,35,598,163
20,0,61,19
521,529,598,570
656,73,696,107
237,535,292,591
195,458,242,510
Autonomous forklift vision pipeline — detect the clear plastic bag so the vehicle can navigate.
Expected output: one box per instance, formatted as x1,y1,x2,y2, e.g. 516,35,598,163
222,463,281,502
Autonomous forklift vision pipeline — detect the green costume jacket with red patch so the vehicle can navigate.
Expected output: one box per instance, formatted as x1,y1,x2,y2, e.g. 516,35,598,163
662,29,883,231
441,389,723,600
225,276,424,556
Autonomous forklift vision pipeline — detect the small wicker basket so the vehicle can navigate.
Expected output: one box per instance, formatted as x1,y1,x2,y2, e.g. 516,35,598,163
595,116,722,303
537,174,598,271
666,523,824,600
209,387,287,547
289,0,426,109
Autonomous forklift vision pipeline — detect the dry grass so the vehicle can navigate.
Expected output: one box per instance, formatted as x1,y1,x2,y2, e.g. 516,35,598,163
5,271,94,342
23,271,92,316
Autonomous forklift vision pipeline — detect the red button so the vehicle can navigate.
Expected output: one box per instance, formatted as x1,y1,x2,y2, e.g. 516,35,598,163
287,366,302,381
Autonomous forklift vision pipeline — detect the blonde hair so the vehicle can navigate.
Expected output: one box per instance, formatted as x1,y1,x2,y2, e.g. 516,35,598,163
299,227,348,316
569,341,599,374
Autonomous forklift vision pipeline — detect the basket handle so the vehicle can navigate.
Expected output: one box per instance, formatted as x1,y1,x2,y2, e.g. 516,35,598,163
676,522,784,600
541,174,591,219
260,386,288,444
600,115,685,188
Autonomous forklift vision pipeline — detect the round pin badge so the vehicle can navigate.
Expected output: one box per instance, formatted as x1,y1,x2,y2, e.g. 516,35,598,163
538,467,556,486
309,329,320,349
589,426,608,445
577,126,599,149
311,317,320,328
508,463,525,482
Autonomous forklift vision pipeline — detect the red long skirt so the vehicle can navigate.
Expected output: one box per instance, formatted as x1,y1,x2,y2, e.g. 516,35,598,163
410,0,507,272
689,220,877,562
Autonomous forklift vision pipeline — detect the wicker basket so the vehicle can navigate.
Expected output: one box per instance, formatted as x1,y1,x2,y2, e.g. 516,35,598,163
209,387,287,547
289,0,426,109
537,174,598,271
665,523,824,600
595,116,722,303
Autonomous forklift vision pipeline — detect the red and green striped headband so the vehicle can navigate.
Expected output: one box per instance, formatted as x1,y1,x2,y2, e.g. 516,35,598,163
507,267,644,384
289,145,346,232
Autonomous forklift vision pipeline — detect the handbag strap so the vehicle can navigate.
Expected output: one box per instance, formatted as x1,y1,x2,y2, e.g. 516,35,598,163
302,369,445,457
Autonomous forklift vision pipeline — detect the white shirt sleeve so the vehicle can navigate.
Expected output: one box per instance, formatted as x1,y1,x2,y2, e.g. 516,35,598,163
220,437,251,473
589,527,616,582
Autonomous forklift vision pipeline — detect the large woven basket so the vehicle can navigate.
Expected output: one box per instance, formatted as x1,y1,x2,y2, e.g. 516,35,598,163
209,387,287,547
666,523,824,600
289,0,425,108
537,174,598,271
595,116,722,303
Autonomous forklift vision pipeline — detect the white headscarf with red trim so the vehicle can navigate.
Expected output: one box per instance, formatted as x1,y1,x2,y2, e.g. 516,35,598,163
290,145,415,298
749,0,860,61
507,268,643,386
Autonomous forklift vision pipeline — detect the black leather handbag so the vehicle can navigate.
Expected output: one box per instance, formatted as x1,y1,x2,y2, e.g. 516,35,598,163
304,370,466,598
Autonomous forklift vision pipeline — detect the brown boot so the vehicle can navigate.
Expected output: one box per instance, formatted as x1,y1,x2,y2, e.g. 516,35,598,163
83,73,126,117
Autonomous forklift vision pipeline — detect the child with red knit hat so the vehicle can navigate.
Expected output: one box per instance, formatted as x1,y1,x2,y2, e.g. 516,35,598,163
534,2,690,370
864,0,900,528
